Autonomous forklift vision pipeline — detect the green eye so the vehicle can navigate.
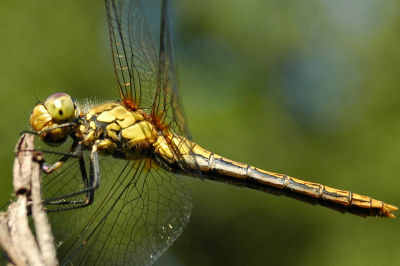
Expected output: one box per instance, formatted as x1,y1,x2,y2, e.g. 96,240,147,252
44,93,76,123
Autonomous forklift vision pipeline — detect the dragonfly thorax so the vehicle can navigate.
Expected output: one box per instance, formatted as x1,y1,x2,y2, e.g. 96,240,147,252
81,101,159,160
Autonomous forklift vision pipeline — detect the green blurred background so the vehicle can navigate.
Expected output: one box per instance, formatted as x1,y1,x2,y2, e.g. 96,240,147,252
1,0,400,265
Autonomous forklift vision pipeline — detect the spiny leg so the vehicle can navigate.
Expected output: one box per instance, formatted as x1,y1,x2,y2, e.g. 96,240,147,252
43,145,100,211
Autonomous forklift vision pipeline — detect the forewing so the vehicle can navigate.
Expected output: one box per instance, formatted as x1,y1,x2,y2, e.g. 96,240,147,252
151,0,190,139
151,0,201,177
106,0,158,110
57,158,192,265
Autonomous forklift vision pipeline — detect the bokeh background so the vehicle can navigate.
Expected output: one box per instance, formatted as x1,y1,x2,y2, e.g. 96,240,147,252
1,0,400,265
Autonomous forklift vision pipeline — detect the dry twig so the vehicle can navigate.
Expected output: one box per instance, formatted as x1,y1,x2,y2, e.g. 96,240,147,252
0,134,58,266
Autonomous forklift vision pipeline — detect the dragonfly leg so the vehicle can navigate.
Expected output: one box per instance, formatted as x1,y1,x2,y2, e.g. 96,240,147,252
84,144,101,205
42,139,81,174
43,144,101,211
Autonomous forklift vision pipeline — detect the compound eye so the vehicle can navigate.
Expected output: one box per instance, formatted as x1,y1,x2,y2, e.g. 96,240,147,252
44,93,76,123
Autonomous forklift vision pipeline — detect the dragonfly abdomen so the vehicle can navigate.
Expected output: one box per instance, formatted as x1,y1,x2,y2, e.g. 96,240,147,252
191,144,397,218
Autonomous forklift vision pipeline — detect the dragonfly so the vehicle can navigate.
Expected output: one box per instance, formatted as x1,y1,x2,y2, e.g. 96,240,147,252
3,0,397,265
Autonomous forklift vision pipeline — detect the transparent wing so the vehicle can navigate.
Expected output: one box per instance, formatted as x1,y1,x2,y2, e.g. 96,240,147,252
58,159,192,265
150,0,201,176
151,0,190,139
27,136,192,265
106,0,192,139
106,0,158,110
107,0,200,176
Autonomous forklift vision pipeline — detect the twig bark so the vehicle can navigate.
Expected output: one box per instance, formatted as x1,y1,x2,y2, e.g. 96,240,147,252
0,134,58,266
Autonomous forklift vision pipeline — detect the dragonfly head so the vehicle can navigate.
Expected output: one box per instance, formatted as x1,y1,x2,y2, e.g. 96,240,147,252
30,93,80,146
